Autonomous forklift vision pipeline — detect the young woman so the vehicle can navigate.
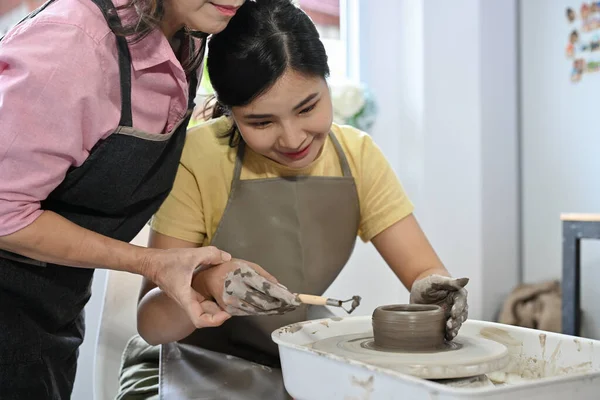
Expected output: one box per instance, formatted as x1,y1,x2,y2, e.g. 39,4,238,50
0,0,245,397
118,0,469,398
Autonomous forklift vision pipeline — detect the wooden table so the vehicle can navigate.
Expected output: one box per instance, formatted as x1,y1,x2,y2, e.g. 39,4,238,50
561,213,600,336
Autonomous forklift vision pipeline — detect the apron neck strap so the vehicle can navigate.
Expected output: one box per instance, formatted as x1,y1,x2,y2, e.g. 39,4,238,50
232,139,246,182
90,0,133,127
231,130,353,184
327,131,353,177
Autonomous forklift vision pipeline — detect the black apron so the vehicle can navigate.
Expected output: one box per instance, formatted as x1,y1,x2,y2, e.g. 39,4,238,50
0,0,197,398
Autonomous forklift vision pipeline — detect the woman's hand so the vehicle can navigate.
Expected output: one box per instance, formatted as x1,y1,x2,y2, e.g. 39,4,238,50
141,246,233,328
409,275,469,340
194,259,300,316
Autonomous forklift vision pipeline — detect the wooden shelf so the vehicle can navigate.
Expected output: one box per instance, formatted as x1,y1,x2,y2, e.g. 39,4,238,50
560,213,600,222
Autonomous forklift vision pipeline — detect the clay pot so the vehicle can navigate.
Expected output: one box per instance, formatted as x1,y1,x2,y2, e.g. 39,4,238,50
372,304,446,351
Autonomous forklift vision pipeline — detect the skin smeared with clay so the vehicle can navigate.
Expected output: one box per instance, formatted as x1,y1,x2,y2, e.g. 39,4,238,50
221,263,300,316
409,275,469,340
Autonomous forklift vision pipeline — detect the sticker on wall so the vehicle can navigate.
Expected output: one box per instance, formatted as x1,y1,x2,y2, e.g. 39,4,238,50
565,2,600,82
581,2,600,31
566,29,580,57
567,7,577,22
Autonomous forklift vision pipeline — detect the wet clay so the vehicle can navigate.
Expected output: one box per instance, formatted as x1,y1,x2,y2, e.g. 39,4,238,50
372,304,446,351
222,263,300,315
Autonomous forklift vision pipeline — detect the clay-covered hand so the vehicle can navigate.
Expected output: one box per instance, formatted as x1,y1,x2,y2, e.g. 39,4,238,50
409,275,469,341
194,259,300,316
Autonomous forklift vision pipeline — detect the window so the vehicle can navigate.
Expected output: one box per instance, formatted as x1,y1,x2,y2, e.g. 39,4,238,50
297,0,346,79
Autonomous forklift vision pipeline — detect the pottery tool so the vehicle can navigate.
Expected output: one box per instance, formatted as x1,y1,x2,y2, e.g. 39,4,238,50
296,294,362,314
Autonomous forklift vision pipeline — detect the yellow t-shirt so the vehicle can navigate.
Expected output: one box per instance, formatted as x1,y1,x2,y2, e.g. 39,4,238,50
151,117,414,245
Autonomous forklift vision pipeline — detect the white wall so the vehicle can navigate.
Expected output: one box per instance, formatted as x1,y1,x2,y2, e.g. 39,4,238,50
520,0,600,339
422,0,520,321
479,0,521,321
355,0,520,321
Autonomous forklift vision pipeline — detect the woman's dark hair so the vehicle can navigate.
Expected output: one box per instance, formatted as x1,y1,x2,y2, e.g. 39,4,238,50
206,0,330,146
110,0,206,74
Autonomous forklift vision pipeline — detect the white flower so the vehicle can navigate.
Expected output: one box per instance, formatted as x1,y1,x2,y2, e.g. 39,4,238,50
329,78,366,120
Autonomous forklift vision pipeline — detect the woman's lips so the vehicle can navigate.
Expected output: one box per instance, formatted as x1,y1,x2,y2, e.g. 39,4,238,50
280,143,312,161
211,3,239,17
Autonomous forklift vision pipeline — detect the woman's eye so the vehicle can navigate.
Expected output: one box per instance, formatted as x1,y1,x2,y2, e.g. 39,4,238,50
299,103,317,114
250,121,272,128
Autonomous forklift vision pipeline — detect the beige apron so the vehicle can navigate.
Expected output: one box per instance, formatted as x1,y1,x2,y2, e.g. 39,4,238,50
160,133,360,399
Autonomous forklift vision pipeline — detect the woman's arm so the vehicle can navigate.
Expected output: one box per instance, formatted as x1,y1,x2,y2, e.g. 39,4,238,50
0,212,230,331
371,213,450,290
0,211,149,273
136,230,229,345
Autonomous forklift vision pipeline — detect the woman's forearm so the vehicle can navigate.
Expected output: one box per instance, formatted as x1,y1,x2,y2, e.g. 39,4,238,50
137,287,197,345
372,214,450,290
0,210,150,275
412,267,450,285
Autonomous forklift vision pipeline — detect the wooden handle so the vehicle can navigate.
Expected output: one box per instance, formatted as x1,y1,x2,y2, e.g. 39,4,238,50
297,294,328,306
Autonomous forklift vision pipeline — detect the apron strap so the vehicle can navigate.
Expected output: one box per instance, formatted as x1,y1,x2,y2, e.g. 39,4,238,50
328,131,353,178
232,139,246,183
89,0,133,127
231,130,354,184
0,0,56,42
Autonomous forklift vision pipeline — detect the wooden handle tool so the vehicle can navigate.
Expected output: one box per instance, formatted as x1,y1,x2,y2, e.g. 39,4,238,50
296,294,362,314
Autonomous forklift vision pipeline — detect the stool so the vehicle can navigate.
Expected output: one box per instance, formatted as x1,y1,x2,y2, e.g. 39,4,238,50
561,213,600,336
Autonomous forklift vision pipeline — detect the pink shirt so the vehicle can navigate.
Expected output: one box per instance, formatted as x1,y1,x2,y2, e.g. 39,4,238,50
0,0,191,236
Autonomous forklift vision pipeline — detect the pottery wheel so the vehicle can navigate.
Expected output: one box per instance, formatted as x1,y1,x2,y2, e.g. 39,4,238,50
310,331,510,380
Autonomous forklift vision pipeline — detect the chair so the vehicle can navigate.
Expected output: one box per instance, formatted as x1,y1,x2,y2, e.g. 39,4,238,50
92,225,148,400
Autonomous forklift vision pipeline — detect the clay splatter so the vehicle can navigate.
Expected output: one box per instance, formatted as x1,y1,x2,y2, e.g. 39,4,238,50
279,324,303,334
479,327,522,347
539,333,547,354
549,341,562,364
539,333,547,371
350,375,374,395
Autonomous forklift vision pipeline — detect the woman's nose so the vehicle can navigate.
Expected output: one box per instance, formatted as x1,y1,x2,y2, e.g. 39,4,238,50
277,123,307,150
